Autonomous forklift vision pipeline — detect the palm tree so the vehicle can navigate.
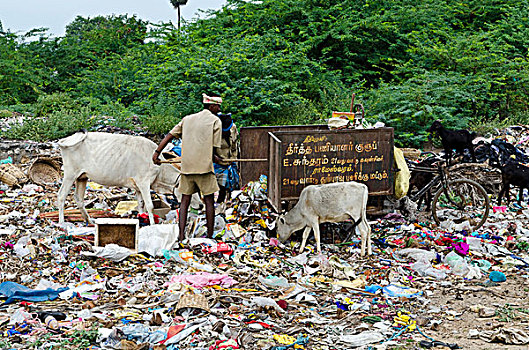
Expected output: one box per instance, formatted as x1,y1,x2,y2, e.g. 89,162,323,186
169,0,188,30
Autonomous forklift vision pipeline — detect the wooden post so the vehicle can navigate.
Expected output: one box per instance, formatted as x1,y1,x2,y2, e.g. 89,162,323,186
350,92,356,113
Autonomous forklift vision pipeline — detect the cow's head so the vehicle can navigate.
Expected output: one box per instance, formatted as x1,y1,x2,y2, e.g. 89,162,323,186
276,215,292,242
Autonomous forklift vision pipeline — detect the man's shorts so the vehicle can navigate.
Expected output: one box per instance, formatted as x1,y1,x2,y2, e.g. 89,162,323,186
179,173,219,196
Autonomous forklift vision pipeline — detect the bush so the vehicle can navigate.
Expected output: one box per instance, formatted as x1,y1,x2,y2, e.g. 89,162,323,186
139,113,180,136
0,110,12,118
34,93,78,118
1,108,98,141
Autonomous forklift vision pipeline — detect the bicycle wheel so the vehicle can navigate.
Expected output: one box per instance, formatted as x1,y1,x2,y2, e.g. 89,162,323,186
432,179,490,230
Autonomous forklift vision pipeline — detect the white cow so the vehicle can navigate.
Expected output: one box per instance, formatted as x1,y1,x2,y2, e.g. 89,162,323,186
276,181,372,255
57,131,182,225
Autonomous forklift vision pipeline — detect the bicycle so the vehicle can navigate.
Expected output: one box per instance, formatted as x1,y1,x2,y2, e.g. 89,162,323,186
407,154,490,230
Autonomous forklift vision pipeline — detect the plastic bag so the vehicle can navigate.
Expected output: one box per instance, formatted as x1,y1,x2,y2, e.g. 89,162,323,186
393,147,410,199
382,284,422,298
466,236,484,252
287,252,309,266
138,224,179,257
258,276,292,289
411,259,446,279
339,331,385,346
445,251,482,279
397,248,438,262
9,308,31,324
251,297,285,313
13,236,30,258
92,244,132,262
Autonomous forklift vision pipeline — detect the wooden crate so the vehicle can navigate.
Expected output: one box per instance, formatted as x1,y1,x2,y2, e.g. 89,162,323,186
152,199,171,219
95,218,139,251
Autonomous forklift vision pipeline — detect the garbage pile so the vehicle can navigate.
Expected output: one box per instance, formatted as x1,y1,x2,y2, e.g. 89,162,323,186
0,144,529,349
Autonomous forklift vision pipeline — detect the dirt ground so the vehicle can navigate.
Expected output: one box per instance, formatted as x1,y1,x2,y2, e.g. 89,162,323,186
424,277,529,350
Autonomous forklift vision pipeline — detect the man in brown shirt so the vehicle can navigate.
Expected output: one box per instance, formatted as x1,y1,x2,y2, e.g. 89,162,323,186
153,93,222,241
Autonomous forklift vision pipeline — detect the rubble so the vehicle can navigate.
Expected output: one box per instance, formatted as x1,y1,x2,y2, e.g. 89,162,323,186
0,131,529,350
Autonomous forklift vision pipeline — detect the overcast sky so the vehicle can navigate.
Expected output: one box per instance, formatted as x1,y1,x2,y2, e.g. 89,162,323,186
0,0,226,37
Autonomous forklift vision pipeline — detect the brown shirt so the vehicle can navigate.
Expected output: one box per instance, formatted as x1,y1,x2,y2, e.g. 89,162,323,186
169,109,222,174
216,124,239,165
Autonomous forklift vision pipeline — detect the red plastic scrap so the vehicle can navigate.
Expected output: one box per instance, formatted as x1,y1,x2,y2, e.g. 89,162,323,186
205,242,234,256
244,320,274,328
138,212,161,224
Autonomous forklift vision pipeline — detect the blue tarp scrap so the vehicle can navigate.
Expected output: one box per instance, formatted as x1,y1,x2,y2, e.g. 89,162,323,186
0,281,69,304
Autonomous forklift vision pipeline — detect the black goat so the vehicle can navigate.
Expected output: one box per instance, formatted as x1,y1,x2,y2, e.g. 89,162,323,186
496,159,529,205
428,120,476,164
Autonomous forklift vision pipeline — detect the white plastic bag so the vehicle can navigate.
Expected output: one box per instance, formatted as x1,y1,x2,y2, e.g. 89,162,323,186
138,224,179,257
9,308,31,324
339,331,384,346
411,259,446,279
251,297,285,313
92,244,132,262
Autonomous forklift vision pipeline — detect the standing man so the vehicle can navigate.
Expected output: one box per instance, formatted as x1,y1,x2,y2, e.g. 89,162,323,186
153,93,222,241
214,112,240,206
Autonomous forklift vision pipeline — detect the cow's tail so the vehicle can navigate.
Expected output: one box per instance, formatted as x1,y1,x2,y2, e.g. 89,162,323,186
58,129,88,148
346,186,370,242
351,216,362,229
349,193,368,230
346,212,364,242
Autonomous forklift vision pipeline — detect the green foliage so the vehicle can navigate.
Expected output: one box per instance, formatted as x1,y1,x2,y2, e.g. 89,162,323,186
62,328,99,347
1,1,529,145
0,29,47,105
0,110,11,118
2,108,97,142
34,92,78,117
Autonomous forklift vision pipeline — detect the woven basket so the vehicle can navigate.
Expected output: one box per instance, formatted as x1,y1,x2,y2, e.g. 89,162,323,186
400,148,422,160
28,157,62,185
175,292,210,313
0,163,28,187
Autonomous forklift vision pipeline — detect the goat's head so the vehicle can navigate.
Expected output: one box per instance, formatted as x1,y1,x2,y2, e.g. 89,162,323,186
428,120,443,132
427,120,443,140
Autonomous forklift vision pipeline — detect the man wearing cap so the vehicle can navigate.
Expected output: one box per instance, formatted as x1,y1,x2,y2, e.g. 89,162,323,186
153,93,223,241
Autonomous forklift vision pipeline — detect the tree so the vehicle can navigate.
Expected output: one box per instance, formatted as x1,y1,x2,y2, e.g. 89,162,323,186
169,0,188,30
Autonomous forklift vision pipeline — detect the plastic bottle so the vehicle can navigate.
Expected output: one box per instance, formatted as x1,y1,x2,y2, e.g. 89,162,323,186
44,315,58,329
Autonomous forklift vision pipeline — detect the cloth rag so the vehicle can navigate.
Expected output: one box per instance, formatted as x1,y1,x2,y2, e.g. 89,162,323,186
167,272,237,289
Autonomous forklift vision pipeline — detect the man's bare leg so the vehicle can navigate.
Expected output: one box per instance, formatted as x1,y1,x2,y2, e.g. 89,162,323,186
204,194,215,238
179,194,191,241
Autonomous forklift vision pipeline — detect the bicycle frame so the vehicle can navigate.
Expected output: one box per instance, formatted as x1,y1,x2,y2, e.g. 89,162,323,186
409,164,453,207
408,156,490,229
